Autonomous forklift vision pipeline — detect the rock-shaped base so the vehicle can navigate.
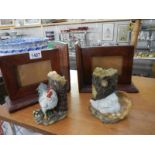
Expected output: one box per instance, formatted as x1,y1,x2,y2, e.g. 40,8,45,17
90,105,121,123
90,91,132,123
33,109,67,126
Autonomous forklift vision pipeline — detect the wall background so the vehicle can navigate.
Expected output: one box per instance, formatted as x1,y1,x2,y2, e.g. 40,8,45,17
6,20,131,46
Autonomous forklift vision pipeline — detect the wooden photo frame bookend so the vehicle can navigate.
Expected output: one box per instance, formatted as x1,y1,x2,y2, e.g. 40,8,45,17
0,42,70,112
75,42,138,93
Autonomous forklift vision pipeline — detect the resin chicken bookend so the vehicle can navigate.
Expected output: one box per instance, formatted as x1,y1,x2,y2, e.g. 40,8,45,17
33,71,68,126
90,67,132,123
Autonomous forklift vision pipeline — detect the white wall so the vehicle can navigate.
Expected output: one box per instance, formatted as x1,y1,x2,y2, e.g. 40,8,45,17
1,20,131,46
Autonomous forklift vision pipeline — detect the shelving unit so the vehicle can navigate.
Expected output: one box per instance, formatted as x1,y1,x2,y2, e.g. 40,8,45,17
0,19,129,30
60,28,88,70
0,19,131,71
133,58,155,77
133,20,155,77
136,27,155,52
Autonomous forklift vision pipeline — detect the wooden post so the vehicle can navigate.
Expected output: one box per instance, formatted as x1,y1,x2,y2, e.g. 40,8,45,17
48,71,68,112
92,67,118,100
130,19,141,47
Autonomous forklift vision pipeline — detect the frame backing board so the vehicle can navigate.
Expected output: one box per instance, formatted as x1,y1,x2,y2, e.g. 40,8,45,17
0,42,70,112
75,43,138,93
17,60,52,87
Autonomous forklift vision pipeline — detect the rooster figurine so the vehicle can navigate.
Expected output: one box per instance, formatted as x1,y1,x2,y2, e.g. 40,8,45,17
37,83,58,120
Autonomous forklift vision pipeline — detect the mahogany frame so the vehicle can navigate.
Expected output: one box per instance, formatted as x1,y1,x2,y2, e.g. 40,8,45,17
0,42,70,112
75,43,138,93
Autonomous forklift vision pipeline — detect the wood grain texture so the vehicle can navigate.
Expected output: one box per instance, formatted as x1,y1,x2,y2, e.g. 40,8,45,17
75,44,138,93
0,70,155,135
55,41,70,91
0,43,70,112
0,49,60,100
130,19,141,47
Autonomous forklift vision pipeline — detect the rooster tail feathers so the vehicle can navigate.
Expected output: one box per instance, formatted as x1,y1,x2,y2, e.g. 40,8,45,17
37,83,48,95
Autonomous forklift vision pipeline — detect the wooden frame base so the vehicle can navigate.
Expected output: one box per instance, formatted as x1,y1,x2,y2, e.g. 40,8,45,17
117,83,139,93
5,95,38,112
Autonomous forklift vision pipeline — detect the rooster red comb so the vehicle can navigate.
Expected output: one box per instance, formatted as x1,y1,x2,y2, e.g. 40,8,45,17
47,89,53,98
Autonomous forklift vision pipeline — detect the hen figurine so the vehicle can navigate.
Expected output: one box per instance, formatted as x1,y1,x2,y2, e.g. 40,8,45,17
37,83,58,120
33,71,67,125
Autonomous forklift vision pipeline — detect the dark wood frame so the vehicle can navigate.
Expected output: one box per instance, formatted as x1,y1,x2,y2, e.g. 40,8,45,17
0,42,70,112
75,43,138,93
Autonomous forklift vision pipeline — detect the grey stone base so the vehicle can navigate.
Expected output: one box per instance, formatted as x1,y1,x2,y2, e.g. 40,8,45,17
33,109,67,126
90,106,121,123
